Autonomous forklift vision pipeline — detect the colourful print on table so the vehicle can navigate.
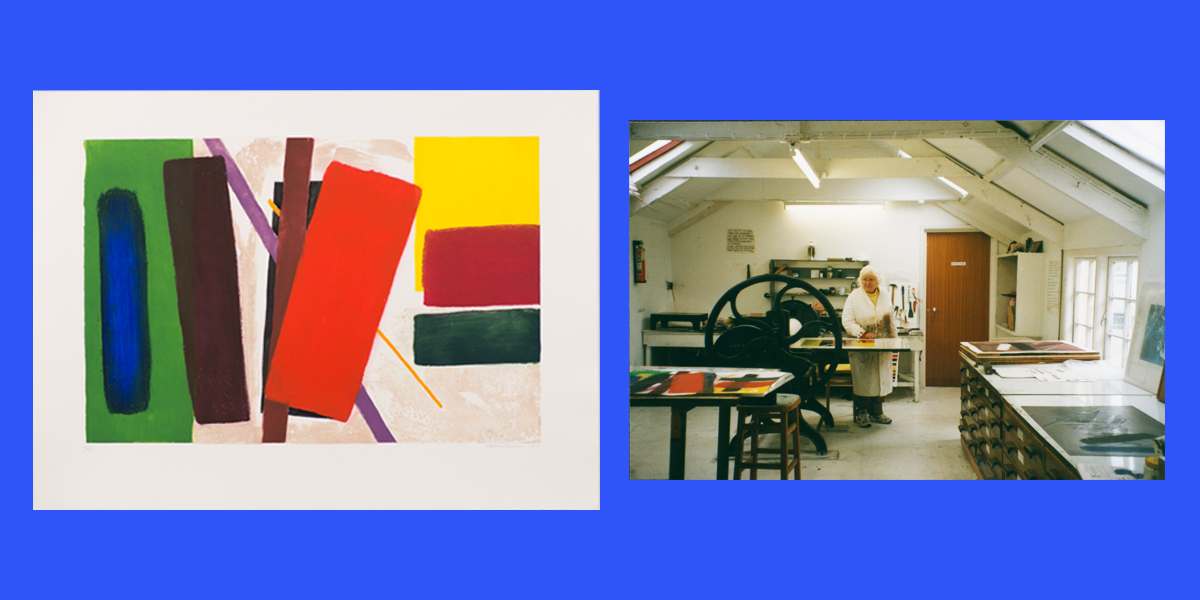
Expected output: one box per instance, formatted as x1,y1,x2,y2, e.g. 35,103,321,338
629,370,783,396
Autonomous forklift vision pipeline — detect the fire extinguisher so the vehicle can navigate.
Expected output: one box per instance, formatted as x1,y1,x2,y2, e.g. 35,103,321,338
633,240,646,284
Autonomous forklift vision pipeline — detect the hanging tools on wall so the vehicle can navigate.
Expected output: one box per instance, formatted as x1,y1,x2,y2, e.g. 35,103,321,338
890,283,900,321
908,285,920,326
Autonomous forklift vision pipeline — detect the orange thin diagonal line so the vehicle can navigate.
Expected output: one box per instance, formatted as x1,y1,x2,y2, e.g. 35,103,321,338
268,197,442,409
377,328,444,408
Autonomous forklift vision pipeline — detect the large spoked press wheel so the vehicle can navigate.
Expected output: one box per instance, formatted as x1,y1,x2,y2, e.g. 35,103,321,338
703,274,843,402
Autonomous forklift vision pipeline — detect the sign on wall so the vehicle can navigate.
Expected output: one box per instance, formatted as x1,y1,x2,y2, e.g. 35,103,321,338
726,228,755,253
1046,260,1061,311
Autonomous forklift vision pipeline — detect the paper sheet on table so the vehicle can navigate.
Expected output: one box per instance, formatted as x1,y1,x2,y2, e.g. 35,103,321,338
1078,463,1141,480
992,364,1095,381
991,365,1040,378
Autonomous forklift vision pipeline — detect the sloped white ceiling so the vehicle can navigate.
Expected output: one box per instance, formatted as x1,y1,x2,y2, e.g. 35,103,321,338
631,120,1163,243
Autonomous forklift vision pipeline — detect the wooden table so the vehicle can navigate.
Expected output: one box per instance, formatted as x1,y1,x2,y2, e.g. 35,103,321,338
630,367,794,480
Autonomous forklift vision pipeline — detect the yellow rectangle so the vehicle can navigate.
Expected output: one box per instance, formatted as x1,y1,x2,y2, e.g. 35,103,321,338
413,137,540,291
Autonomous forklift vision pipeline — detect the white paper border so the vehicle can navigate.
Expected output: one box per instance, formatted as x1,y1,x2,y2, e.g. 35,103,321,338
33,91,600,509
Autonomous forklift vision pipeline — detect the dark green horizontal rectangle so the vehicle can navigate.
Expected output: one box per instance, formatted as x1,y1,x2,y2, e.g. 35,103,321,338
413,309,540,366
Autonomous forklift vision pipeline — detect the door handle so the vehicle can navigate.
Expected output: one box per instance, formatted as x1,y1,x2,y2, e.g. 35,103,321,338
928,307,937,312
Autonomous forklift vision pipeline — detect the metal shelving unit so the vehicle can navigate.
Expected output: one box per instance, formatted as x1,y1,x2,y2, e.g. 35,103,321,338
767,259,869,306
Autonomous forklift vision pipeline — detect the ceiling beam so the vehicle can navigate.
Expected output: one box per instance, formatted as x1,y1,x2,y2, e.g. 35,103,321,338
975,137,1149,239
666,158,803,179
1028,120,1074,151
630,177,688,217
935,200,1024,243
708,178,958,202
665,157,972,180
981,159,1015,183
950,179,1064,244
630,121,1022,142
668,201,730,237
822,157,971,179
657,196,693,210
889,139,1064,244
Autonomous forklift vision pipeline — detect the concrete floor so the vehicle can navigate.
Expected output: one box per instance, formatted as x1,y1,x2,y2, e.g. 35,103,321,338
629,386,976,480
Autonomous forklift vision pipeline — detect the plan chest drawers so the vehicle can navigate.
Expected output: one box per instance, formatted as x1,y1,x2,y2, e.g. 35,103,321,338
958,357,1080,480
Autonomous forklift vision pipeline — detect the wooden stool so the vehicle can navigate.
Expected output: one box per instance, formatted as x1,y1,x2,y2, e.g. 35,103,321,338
732,394,803,480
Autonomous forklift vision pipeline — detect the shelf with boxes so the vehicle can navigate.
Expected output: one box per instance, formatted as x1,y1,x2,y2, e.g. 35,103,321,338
767,259,868,304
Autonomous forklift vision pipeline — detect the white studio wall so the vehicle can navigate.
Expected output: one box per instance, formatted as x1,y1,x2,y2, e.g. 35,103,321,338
630,215,674,366
668,201,970,321
1139,199,1165,286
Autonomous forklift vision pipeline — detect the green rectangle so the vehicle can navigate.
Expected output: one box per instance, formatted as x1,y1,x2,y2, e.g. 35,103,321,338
85,139,196,442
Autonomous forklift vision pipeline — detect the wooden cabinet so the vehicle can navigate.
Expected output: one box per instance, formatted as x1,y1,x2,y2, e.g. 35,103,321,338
958,355,1081,480
995,253,1046,339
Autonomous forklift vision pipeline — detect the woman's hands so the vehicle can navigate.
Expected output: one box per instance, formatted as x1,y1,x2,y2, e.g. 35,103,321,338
860,332,877,339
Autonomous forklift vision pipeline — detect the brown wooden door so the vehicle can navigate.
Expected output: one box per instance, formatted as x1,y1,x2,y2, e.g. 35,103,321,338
926,232,991,386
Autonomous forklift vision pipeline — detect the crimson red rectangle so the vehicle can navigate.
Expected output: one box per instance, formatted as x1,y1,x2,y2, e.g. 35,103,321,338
264,162,421,421
423,224,539,307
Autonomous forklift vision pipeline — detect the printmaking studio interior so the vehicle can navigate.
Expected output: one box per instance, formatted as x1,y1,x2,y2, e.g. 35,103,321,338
628,120,1166,480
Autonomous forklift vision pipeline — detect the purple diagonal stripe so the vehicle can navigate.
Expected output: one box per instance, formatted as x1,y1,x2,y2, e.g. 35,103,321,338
204,138,278,259
356,387,396,443
352,386,396,444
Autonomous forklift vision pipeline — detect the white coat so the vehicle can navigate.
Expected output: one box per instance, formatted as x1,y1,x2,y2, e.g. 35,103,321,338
840,287,898,397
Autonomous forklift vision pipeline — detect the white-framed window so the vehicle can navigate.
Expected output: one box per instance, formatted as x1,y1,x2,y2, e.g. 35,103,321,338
1072,258,1096,347
1104,257,1138,367
1063,249,1140,368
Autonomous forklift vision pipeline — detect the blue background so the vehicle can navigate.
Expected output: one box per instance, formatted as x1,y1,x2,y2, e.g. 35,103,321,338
6,2,1192,597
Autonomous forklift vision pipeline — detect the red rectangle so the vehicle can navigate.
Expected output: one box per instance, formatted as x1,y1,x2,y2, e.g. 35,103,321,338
264,161,421,421
423,225,539,307
666,372,705,395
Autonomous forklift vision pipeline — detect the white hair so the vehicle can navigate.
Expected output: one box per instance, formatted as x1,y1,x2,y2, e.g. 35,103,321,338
857,266,882,288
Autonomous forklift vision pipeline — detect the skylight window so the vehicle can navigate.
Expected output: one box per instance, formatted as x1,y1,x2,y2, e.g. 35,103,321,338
630,140,673,165
1078,120,1164,170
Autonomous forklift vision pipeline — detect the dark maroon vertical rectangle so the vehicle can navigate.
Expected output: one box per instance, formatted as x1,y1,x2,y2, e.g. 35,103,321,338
163,157,250,424
423,224,540,307
163,161,200,404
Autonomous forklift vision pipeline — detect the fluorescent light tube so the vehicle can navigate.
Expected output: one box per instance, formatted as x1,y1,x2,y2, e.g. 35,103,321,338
937,176,969,198
790,148,820,189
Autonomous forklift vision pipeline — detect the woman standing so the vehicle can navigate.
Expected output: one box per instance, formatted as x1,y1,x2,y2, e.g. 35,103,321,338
840,266,897,428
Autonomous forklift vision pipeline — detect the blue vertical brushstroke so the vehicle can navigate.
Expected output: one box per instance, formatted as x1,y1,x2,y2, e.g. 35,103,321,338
98,188,152,414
